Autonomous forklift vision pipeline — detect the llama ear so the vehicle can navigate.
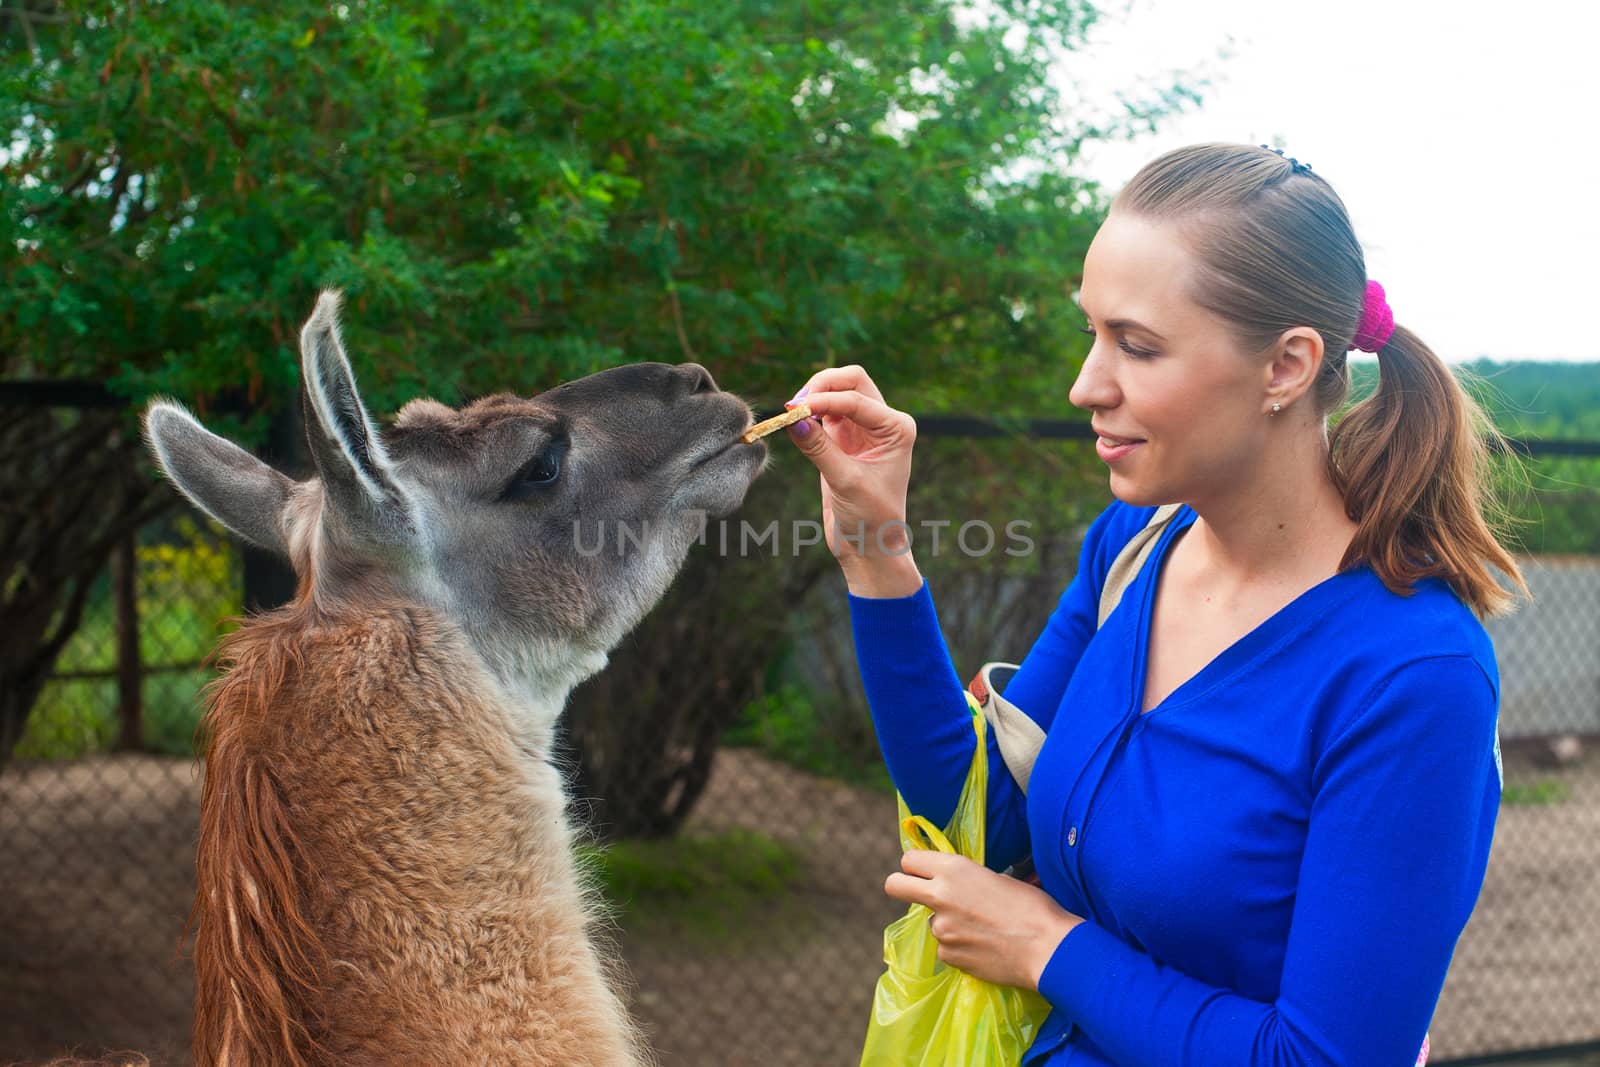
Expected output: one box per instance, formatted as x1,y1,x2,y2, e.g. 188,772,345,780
298,290,412,533
143,401,294,555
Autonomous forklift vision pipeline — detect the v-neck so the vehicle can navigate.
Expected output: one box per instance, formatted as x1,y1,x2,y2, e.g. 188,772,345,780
1129,507,1367,718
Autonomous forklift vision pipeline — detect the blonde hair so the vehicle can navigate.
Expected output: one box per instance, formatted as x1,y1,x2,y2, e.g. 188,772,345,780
1113,142,1526,617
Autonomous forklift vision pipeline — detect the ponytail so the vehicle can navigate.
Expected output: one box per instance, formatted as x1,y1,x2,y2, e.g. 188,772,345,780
1330,326,1527,617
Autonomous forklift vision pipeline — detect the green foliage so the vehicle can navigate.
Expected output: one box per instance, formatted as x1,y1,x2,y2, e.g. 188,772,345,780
14,517,237,760
139,523,235,591
1347,359,1600,555
1451,361,1600,555
726,681,893,791
15,678,119,759
1351,358,1600,438
578,829,808,944
2,0,1197,437
1498,454,1600,556
1455,359,1600,439
1501,779,1572,807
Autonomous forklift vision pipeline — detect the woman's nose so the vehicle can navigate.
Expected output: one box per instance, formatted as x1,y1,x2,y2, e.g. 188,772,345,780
1068,344,1117,412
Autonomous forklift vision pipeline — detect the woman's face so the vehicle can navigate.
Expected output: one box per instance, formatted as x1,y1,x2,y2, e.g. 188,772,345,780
1069,211,1277,509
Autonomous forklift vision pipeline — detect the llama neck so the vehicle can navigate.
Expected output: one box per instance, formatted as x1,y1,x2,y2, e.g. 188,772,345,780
193,599,647,1067
285,484,614,756
485,643,610,760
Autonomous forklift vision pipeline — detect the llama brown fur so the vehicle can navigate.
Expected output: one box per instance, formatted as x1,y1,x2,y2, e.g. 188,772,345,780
186,586,647,1066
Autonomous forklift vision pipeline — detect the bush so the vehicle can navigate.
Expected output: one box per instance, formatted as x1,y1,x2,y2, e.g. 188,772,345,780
579,829,808,945
725,682,893,792
15,518,238,760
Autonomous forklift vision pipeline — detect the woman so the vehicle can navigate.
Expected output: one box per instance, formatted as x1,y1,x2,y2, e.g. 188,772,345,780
783,142,1524,1066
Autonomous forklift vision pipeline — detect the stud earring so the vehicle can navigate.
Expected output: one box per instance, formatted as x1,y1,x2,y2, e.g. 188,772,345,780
1270,402,1282,416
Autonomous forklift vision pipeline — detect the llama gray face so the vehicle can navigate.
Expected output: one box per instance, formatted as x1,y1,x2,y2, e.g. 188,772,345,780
143,291,768,710
385,359,767,681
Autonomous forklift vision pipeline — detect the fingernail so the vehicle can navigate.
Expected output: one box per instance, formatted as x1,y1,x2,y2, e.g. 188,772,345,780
785,385,811,407
789,417,812,438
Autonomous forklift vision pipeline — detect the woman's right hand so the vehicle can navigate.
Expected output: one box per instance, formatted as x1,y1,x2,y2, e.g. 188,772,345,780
783,365,924,597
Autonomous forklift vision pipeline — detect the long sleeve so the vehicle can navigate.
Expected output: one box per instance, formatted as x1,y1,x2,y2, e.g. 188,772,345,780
847,504,1143,868
848,577,978,830
1035,654,1502,1066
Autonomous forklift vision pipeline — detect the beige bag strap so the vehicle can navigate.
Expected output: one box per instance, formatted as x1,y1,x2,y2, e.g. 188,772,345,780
1096,503,1182,628
976,503,1184,794
971,662,1040,793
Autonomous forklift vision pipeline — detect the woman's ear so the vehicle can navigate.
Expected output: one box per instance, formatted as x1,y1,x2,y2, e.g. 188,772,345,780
1264,327,1324,414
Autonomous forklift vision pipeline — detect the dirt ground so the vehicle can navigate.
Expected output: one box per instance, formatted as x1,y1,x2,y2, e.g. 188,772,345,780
1,739,1596,1066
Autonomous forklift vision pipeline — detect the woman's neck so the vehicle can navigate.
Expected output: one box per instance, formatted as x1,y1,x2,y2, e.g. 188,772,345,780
1183,433,1357,588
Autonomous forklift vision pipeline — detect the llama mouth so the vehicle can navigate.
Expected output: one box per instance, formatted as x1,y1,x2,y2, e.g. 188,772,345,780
675,433,767,517
687,400,766,470
689,434,767,470
681,391,768,470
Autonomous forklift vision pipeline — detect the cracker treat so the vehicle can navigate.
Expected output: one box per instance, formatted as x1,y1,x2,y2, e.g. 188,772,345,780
740,403,813,443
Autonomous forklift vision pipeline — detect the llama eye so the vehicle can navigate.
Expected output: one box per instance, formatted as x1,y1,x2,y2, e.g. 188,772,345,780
501,440,567,500
524,449,562,486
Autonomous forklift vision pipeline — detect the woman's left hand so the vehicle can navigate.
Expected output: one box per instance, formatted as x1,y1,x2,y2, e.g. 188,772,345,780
885,851,1086,991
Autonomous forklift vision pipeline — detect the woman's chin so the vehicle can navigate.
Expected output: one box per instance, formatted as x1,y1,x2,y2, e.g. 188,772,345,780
1107,474,1173,510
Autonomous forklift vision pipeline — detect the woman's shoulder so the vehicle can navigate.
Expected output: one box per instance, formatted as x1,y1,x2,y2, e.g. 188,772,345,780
1305,574,1502,784
1333,569,1500,693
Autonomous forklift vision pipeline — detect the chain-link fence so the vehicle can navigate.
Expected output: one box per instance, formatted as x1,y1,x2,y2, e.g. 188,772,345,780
2,398,1597,1067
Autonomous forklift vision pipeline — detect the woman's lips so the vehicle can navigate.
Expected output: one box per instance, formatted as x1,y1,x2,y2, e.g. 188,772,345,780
1094,432,1144,463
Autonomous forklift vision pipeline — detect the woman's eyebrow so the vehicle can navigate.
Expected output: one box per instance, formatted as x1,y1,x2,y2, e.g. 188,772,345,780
1079,306,1168,341
1104,317,1166,340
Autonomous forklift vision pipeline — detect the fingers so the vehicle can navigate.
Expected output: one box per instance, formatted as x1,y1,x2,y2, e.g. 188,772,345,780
783,365,918,570
783,390,914,487
784,389,915,492
901,850,968,877
884,851,971,906
791,388,915,441
792,364,885,404
883,871,936,908
783,399,848,477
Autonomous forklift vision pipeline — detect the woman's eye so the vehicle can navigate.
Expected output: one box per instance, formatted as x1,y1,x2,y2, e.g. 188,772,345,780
1078,325,1156,359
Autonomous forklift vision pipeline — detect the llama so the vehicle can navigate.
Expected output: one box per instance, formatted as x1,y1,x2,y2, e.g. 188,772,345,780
141,291,770,1066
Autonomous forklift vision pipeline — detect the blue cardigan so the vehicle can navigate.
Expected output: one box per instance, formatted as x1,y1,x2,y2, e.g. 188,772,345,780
849,501,1502,1066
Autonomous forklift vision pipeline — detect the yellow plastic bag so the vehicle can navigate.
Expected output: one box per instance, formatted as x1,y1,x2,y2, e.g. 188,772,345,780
859,694,1052,1067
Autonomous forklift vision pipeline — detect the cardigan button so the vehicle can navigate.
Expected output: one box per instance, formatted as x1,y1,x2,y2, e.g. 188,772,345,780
1068,826,1078,847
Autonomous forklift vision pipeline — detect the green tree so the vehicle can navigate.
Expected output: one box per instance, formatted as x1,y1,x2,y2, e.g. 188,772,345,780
3,0,1202,410
1455,360,1600,555
2,0,1199,805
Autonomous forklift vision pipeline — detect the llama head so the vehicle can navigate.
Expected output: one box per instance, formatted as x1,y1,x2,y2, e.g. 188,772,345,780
144,290,769,719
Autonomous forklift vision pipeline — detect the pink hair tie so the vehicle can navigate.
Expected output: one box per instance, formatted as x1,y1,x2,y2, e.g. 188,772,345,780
1350,279,1395,352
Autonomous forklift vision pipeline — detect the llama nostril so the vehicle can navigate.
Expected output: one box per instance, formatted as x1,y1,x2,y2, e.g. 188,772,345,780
676,363,718,396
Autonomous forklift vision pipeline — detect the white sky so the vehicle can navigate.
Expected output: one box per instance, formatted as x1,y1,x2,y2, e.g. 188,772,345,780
1057,0,1600,362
